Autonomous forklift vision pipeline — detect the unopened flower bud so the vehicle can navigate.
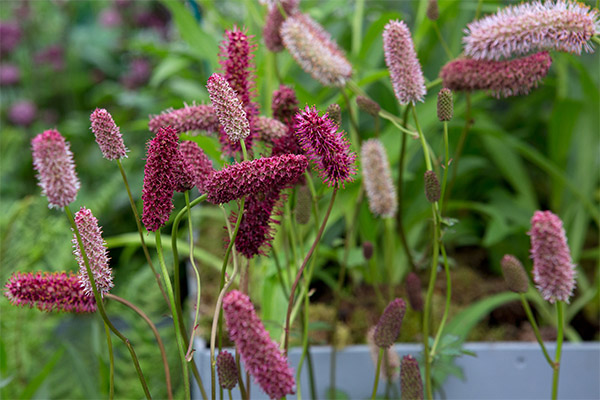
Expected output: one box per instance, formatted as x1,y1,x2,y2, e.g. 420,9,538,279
437,88,453,121
424,170,440,203
356,95,381,117
405,272,424,311
217,351,238,390
374,298,406,348
501,254,530,294
426,0,439,21
295,184,311,225
326,103,342,126
401,355,423,400
363,241,374,260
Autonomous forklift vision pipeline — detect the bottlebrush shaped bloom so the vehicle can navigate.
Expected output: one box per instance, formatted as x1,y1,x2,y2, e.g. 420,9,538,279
437,88,453,121
179,141,214,194
263,0,300,52
148,103,220,135
356,96,381,117
271,85,302,156
361,139,397,218
401,355,424,400
72,207,113,297
206,73,250,143
217,351,238,390
463,0,600,61
141,126,180,232
204,154,308,204
90,108,128,160
424,170,441,203
229,188,283,258
223,290,295,399
383,20,427,105
4,271,96,313
31,129,80,209
440,52,552,98
528,210,576,303
374,298,406,348
501,254,530,294
281,14,353,87
294,106,356,187
254,116,288,143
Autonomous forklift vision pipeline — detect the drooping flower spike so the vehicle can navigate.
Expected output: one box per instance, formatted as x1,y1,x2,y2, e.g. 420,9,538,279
361,139,397,218
383,20,427,105
295,106,357,187
31,129,80,209
148,103,220,135
440,52,552,98
463,0,600,61
204,154,308,204
4,271,96,313
72,207,113,297
179,141,214,194
206,73,250,143
90,108,128,160
528,210,576,303
281,14,353,87
223,290,295,399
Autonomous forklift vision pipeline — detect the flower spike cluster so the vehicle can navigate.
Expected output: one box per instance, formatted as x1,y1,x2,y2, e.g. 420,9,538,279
204,154,308,204
361,139,397,218
383,20,426,105
440,52,552,98
295,106,356,187
72,207,113,297
528,210,576,303
179,141,214,194
206,73,250,142
281,14,353,87
4,271,97,313
271,85,302,155
374,298,406,348
31,129,80,209
90,108,128,160
464,0,600,61
223,290,295,399
148,103,220,135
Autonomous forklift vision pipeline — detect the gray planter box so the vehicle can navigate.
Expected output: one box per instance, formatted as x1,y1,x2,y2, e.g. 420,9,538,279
192,339,599,399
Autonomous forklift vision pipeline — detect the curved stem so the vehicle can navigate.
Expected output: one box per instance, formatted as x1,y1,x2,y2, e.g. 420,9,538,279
104,322,114,400
184,191,203,361
341,89,361,149
156,229,190,400
370,348,383,400
432,21,453,60
422,205,439,400
65,206,151,399
105,293,173,400
379,109,419,138
552,301,565,400
412,104,433,171
284,186,338,355
519,295,554,368
440,122,450,215
116,159,170,307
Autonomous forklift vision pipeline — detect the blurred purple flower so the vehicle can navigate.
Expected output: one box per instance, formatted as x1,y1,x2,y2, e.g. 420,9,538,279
99,7,122,28
149,103,220,135
263,0,300,52
4,271,96,313
34,45,65,71
0,21,21,56
121,58,151,89
0,63,20,86
9,100,36,126
361,139,397,218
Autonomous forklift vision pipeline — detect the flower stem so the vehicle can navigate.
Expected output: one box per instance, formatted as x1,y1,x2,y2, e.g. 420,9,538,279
429,244,450,359
105,293,173,400
284,186,338,355
104,322,114,400
116,159,170,307
445,93,473,204
432,21,453,60
370,348,384,400
440,121,450,214
379,109,419,138
519,295,554,367
156,229,190,400
341,89,361,150
184,191,203,362
65,205,151,399
396,106,416,269
552,301,565,400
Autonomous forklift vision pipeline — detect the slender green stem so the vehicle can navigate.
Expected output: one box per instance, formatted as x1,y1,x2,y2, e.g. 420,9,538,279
65,206,151,399
432,21,453,60
211,207,242,400
105,293,173,400
116,159,170,307
271,247,290,297
396,107,416,269
341,89,361,149
592,36,600,46
104,322,114,400
446,93,472,204
426,78,442,90
156,229,190,400
370,348,384,400
379,109,419,138
184,192,203,361
440,122,450,215
519,295,554,367
412,105,433,171
552,301,565,400
240,138,249,161
351,0,365,57
384,218,395,300
422,206,439,400
429,244,450,358
284,186,338,355
474,0,484,19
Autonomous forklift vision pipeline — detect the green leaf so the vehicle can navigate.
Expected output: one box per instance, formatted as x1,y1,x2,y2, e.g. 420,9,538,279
19,347,64,400
150,56,192,87
445,292,521,341
325,387,351,400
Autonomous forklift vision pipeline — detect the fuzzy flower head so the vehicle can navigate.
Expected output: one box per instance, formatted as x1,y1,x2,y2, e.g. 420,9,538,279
90,108,128,160
501,254,530,294
367,327,400,383
272,85,299,124
281,14,353,87
179,141,214,194
149,103,220,135
216,351,238,390
294,106,357,187
263,0,300,52
401,355,424,400
141,126,180,232
356,96,381,117
31,129,80,209
528,210,576,303
206,73,250,142
4,271,96,313
424,170,441,203
205,154,308,204
254,116,288,143
437,88,453,121
383,20,427,105
374,298,406,348
72,207,113,297
464,0,600,61
223,290,295,399
361,139,397,218
440,52,552,98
